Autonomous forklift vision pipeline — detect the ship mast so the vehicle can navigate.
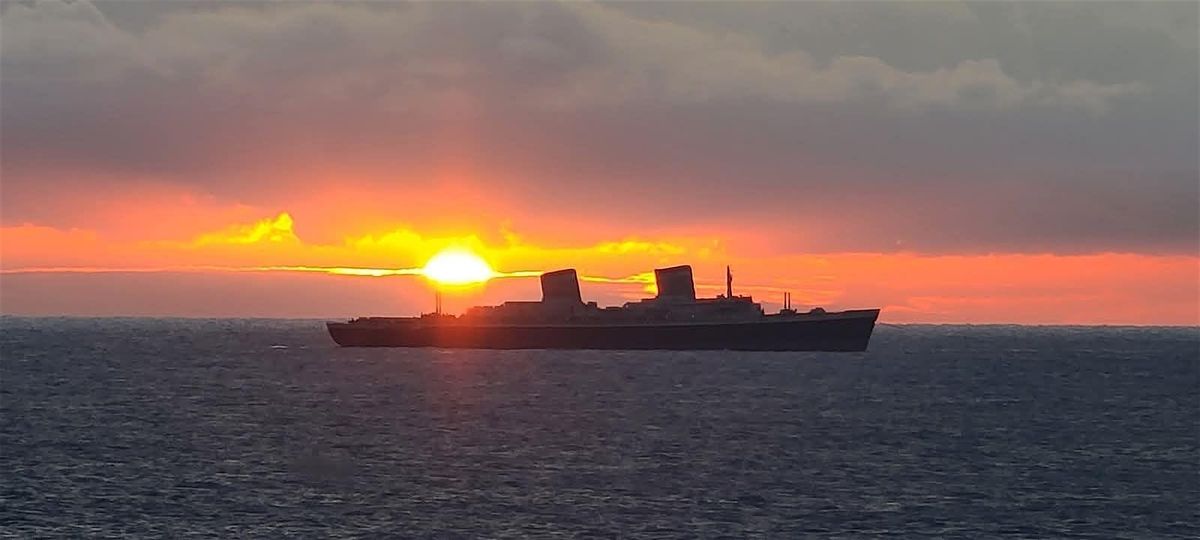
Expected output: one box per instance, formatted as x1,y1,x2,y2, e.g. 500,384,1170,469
726,265,733,299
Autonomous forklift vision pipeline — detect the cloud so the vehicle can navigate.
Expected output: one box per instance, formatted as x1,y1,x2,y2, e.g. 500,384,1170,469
2,1,1147,112
0,0,153,82
539,5,1147,113
0,210,712,279
193,212,297,246
1,1,1195,256
3,218,1196,324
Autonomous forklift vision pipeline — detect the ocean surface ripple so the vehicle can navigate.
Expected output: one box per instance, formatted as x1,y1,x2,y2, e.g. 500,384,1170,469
1,318,1197,538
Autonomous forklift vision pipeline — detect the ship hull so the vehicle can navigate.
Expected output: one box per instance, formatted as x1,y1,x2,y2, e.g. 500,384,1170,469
327,309,879,352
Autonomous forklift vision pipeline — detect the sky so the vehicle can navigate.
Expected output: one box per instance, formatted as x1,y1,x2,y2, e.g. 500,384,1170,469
1,0,1197,324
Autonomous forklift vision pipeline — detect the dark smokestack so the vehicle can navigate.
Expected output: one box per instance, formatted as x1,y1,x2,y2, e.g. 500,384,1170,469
540,268,582,304
654,265,696,302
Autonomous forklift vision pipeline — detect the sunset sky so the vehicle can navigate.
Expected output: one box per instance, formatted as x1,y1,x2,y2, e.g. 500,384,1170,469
2,1,1197,324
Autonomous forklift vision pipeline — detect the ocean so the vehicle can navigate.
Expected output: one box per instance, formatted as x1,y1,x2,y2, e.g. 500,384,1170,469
1,318,1196,538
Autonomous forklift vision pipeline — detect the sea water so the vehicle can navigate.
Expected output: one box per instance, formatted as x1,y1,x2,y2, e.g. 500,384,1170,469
1,318,1196,537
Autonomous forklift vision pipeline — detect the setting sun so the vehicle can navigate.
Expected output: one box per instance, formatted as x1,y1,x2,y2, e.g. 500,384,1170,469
421,249,494,286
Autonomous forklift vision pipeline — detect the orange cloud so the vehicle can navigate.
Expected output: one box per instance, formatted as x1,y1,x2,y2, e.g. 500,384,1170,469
2,213,1197,324
193,212,298,246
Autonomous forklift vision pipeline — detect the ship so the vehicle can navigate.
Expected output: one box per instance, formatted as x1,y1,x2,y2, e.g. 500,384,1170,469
327,265,880,351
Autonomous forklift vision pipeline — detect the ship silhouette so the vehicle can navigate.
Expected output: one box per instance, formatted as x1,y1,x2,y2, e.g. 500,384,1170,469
327,265,879,351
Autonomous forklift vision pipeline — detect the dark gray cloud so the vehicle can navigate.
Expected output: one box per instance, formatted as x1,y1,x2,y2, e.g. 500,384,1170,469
1,0,1196,254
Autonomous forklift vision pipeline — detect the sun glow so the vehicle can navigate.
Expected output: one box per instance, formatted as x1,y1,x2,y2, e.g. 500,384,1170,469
421,248,494,286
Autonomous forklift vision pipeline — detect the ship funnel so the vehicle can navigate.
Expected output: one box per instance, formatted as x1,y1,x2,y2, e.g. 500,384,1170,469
540,268,582,304
654,265,696,303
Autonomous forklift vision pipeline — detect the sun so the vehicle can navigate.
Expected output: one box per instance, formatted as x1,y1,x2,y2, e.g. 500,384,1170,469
421,248,494,286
